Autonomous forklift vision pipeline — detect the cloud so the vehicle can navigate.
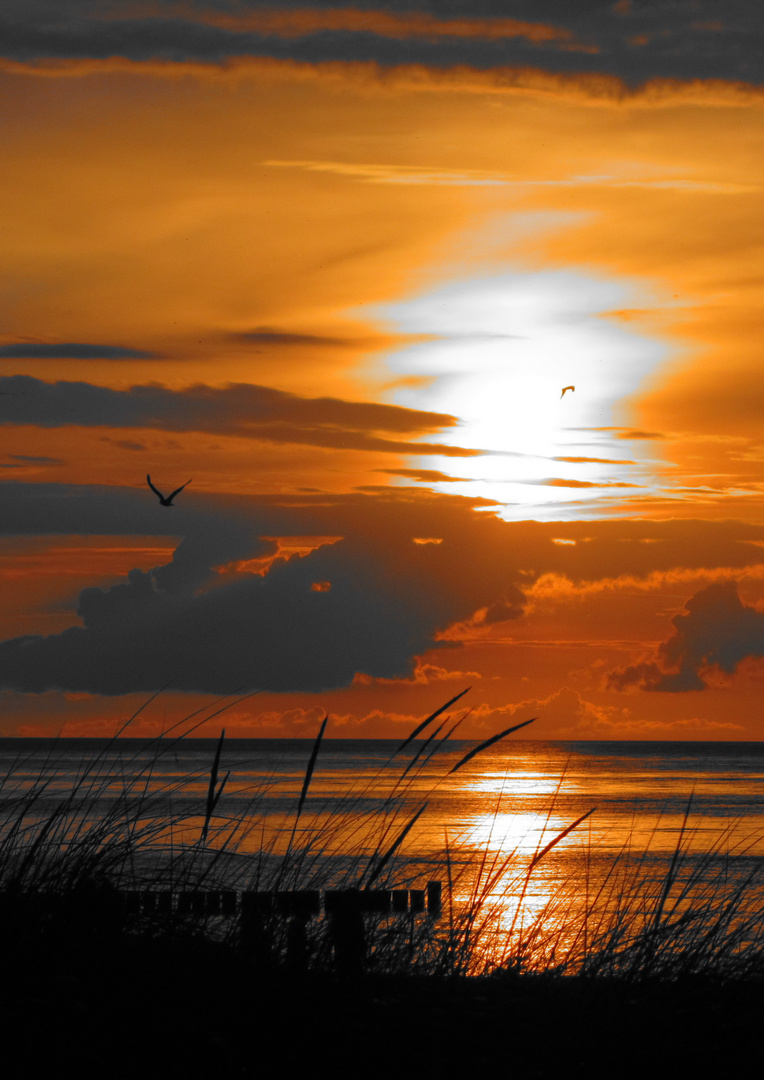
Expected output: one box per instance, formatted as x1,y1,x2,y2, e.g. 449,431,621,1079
469,686,633,737
265,160,512,187
607,581,764,692
1,1,760,87
0,374,486,458
230,328,363,349
0,529,499,695
0,342,159,360
380,469,471,483
4,485,764,696
536,477,641,489
225,705,328,736
0,482,536,696
5,454,63,465
553,455,636,465
573,427,669,442
353,661,482,687
194,7,572,47
615,429,667,441
100,437,147,451
470,685,742,737
266,160,760,194
6,482,764,579
475,593,526,626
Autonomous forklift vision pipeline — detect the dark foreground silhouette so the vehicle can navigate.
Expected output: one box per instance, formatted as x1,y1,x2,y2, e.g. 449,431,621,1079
1,888,761,1080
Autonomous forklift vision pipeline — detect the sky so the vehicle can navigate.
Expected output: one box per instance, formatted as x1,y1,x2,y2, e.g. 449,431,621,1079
1,0,763,739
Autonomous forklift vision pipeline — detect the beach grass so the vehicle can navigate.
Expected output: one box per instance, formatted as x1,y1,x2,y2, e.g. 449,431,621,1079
1,692,763,988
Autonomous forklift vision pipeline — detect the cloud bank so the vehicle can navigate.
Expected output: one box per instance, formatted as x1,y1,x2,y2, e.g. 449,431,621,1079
1,1,760,87
607,581,764,692
0,343,159,360
0,375,481,457
0,529,501,695
3,483,764,696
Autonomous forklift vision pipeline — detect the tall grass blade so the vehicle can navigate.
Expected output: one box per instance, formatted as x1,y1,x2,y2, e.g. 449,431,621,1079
366,804,428,887
651,790,694,933
401,717,450,779
201,729,227,844
447,718,536,775
297,714,328,821
396,688,471,754
212,771,230,813
529,808,597,869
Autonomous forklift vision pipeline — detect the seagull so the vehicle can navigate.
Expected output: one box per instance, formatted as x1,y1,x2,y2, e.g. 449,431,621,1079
147,474,192,506
560,385,575,398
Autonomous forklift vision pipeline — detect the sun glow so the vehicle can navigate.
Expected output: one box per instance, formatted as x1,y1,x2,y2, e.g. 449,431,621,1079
372,268,670,518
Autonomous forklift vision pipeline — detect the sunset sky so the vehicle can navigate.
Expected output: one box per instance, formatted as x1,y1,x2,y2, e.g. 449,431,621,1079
1,0,763,739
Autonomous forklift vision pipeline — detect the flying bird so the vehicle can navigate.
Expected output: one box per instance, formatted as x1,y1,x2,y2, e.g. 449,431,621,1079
560,385,575,398
147,474,191,506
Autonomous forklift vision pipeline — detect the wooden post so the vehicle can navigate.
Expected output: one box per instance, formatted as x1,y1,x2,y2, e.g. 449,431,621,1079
325,890,366,978
220,890,237,916
427,880,442,916
240,891,274,968
391,890,409,913
286,915,310,973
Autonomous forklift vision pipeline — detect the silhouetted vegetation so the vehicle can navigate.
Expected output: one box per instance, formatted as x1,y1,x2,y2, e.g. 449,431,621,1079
1,693,762,1075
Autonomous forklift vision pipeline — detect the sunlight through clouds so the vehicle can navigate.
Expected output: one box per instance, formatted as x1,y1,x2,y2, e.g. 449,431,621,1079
370,267,670,517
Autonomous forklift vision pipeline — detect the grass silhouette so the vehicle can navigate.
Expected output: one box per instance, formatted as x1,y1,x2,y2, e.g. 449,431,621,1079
1,690,762,987
2,692,763,1077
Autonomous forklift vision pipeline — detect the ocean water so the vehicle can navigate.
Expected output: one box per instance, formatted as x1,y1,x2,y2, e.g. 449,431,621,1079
3,736,763,882
4,736,764,969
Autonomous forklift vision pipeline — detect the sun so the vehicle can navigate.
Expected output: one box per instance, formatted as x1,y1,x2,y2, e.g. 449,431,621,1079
369,268,670,518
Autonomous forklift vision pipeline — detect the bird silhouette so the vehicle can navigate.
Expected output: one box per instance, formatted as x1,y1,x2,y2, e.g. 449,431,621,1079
147,474,191,506
560,385,575,398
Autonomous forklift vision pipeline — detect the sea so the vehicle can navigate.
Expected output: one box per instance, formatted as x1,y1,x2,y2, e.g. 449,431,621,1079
3,737,763,902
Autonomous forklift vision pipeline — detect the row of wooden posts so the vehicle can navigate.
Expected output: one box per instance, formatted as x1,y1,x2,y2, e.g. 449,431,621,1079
124,881,442,918
124,883,443,975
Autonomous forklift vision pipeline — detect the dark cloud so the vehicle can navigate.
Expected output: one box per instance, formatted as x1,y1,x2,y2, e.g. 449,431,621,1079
100,438,147,451
6,482,764,580
0,546,429,695
0,1,760,87
0,375,482,457
477,594,526,625
3,482,764,695
0,343,159,360
8,454,64,465
0,519,513,695
615,429,666,441
607,581,764,692
232,329,363,349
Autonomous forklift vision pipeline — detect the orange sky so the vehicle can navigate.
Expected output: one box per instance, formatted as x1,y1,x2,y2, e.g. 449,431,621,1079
1,3,763,739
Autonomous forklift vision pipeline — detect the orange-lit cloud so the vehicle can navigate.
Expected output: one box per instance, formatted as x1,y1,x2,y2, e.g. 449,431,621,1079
193,8,572,45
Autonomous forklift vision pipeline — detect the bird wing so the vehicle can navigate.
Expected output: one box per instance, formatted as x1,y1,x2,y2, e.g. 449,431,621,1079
146,474,165,500
167,479,192,501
